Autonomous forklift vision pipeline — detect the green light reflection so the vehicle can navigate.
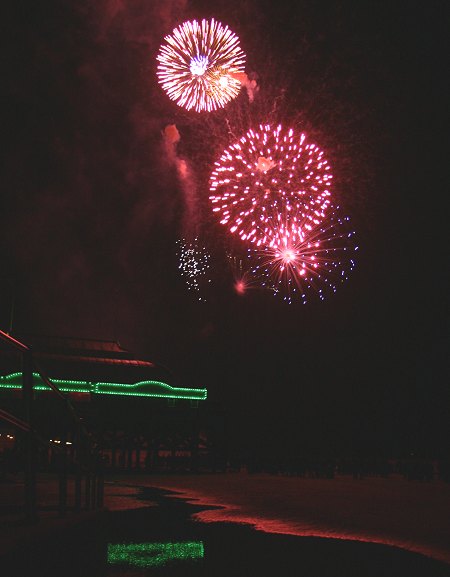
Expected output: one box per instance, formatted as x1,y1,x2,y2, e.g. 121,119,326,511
107,541,205,568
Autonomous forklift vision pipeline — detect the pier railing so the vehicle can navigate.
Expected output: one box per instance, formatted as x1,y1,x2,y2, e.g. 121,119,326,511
0,329,104,521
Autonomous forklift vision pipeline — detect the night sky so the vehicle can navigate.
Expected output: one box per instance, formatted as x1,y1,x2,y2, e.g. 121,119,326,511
2,1,449,457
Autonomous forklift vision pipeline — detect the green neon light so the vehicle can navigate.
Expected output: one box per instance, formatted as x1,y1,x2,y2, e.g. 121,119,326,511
107,541,204,568
0,373,207,401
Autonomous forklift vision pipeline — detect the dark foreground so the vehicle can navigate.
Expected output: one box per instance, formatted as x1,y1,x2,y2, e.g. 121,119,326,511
2,484,450,577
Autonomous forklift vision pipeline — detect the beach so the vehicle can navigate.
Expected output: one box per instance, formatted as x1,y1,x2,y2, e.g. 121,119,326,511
106,471,450,566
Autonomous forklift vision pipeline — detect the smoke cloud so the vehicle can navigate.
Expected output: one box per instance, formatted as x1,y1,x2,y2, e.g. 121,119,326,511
162,124,199,239
232,71,260,102
2,0,196,350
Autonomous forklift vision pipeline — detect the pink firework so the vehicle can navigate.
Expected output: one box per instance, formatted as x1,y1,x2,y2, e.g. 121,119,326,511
157,19,246,112
249,205,357,304
209,124,333,247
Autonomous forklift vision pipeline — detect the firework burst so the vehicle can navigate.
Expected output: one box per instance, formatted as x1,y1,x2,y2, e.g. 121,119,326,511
177,238,212,301
249,205,357,304
157,19,246,112
209,124,333,247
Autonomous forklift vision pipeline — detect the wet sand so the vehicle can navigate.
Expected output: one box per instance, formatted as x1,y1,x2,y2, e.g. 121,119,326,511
103,486,450,577
106,472,450,566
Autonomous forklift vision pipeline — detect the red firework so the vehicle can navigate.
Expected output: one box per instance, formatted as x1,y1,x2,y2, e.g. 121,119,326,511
209,124,333,247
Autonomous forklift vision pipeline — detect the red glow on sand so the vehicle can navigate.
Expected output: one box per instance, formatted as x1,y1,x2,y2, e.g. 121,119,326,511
141,477,450,566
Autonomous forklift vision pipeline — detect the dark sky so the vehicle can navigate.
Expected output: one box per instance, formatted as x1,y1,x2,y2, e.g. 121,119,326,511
2,1,449,456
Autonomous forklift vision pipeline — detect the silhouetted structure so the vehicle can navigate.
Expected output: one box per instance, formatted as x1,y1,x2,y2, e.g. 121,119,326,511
0,334,219,475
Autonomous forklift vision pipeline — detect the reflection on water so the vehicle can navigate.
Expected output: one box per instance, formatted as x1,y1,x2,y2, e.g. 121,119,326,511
107,541,204,569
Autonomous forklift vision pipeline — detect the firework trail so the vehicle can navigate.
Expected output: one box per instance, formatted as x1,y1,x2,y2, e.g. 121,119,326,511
157,18,246,112
226,250,261,296
209,124,333,248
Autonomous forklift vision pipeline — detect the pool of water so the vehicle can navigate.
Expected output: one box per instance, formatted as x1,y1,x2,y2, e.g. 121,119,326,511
4,487,450,577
